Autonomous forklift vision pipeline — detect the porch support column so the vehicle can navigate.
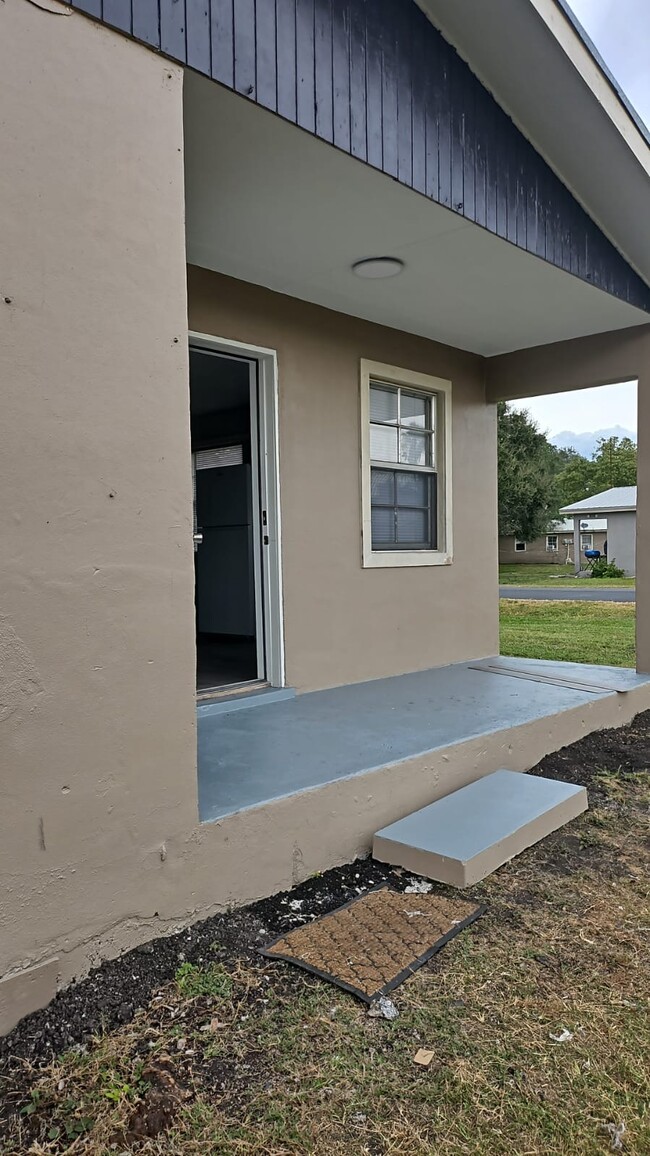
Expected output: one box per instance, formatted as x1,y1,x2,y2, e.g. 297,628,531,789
573,516,581,575
637,368,650,672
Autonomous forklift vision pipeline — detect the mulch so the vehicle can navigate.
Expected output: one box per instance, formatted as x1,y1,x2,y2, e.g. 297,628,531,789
2,708,649,1078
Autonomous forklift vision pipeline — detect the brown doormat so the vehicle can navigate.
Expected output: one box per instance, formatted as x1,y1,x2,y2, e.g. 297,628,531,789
260,886,485,1002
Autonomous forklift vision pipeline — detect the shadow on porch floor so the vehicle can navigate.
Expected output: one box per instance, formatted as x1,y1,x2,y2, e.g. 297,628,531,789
197,657,650,823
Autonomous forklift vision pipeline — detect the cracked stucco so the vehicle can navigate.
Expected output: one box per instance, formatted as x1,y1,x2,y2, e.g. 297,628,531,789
0,618,43,724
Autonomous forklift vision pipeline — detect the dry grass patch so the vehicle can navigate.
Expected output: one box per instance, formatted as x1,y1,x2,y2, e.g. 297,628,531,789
1,767,649,1153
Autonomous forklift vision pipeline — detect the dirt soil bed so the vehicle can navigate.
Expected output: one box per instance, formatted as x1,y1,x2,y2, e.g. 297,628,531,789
1,713,649,1154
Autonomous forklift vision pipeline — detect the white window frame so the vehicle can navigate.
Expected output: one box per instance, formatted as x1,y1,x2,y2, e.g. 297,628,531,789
546,534,558,552
515,539,527,552
360,359,452,568
580,532,593,551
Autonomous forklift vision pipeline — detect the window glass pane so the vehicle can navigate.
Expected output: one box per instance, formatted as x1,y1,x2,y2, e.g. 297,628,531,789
371,468,394,504
396,471,429,508
370,384,398,424
371,424,398,462
401,392,428,428
372,507,395,545
399,430,428,466
397,508,430,544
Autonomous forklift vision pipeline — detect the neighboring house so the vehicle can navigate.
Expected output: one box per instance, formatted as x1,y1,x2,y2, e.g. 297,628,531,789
561,487,637,576
499,520,607,565
3,0,650,1032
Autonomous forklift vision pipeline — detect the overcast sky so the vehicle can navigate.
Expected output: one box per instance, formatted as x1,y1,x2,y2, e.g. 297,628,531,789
514,1,648,438
569,0,650,128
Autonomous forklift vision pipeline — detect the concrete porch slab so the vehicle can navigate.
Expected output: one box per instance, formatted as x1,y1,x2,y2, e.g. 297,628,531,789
373,770,588,887
197,657,650,822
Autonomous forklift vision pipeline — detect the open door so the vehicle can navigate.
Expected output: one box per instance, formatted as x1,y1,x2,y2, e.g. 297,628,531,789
190,347,265,692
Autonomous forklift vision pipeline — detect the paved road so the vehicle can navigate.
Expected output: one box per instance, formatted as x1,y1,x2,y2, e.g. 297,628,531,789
500,585,635,602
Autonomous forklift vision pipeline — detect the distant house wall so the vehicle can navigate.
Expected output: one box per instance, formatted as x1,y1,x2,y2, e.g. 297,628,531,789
607,513,636,576
499,532,607,565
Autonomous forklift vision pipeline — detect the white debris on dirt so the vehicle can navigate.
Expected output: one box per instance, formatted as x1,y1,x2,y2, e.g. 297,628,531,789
603,1122,626,1150
368,996,399,1020
288,899,304,911
404,879,433,894
549,1028,574,1043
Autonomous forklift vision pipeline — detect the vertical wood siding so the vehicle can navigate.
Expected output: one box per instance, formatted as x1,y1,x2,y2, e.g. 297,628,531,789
70,0,650,312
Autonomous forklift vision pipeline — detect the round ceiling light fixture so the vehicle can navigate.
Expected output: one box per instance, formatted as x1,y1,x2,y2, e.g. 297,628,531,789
352,257,405,279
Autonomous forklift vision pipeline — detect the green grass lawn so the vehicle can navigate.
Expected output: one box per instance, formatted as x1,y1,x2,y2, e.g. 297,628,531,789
499,564,635,588
500,598,636,666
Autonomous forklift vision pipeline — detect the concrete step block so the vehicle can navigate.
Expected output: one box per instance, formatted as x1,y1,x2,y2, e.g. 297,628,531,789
373,770,587,887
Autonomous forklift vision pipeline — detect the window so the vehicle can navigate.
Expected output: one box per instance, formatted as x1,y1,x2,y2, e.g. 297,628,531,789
546,534,558,552
370,385,436,550
361,361,452,567
515,540,526,552
580,532,593,551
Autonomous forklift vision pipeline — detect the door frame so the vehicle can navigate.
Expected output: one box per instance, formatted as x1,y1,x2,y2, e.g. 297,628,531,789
189,331,285,689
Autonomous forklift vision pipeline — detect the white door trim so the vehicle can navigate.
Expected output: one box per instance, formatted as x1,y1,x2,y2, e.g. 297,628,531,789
189,331,285,688
246,360,266,681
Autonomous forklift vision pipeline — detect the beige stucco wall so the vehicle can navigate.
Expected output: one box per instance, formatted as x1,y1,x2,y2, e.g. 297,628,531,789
0,0,197,1019
485,323,650,403
188,267,499,692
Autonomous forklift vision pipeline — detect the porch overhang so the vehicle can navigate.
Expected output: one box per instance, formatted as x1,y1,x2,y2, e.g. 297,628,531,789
185,74,649,358
73,0,650,316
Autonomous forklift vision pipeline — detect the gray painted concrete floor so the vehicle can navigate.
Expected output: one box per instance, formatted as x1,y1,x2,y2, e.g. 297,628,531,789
197,657,649,823
500,586,635,601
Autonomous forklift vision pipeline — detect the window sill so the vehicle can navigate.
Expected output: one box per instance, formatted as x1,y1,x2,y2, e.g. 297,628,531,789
363,549,453,569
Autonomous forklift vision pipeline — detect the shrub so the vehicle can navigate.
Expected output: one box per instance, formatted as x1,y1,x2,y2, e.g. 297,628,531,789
590,558,625,579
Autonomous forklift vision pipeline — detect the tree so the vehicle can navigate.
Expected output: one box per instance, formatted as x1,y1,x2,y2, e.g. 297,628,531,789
592,436,637,489
555,454,598,506
497,403,561,539
555,435,636,506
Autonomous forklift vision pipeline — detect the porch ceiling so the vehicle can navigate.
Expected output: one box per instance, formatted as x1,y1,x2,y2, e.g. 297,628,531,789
184,74,649,358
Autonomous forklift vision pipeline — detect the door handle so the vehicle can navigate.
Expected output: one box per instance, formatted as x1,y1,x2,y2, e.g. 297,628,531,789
193,530,204,548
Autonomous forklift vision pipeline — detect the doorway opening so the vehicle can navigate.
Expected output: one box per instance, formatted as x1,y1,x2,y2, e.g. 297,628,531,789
190,345,269,694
